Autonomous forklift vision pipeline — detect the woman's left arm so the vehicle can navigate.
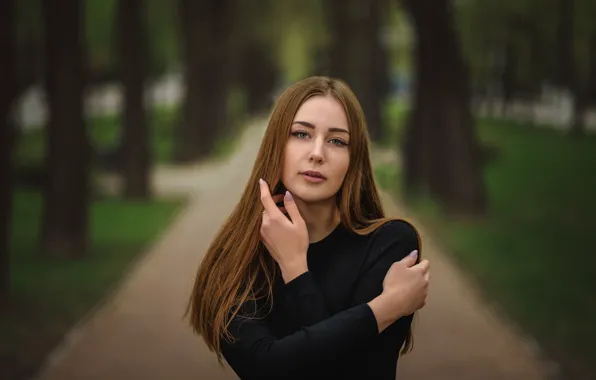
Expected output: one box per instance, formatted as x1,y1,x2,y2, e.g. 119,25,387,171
347,219,420,378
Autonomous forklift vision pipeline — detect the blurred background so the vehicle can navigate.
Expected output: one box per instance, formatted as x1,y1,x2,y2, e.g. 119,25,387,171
1,0,595,379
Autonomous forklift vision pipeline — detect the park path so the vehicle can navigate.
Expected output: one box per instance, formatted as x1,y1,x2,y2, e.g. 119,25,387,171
36,120,553,380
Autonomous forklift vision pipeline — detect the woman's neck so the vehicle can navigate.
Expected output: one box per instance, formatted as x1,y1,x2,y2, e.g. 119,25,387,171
294,199,340,243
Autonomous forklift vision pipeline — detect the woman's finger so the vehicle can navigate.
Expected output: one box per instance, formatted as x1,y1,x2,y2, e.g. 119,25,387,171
283,191,304,226
259,179,284,218
414,259,430,274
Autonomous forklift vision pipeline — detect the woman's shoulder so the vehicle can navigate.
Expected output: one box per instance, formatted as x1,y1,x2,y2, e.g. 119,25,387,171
362,219,420,264
370,218,419,245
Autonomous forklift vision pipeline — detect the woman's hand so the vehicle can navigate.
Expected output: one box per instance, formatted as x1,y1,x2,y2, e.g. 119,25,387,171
259,179,309,283
368,251,430,332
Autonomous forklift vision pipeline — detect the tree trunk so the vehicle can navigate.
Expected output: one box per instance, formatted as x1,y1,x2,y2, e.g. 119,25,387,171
556,0,574,89
325,0,387,142
500,36,517,117
554,0,583,135
41,0,90,258
117,0,151,198
324,0,350,80
569,30,596,136
569,90,587,136
239,38,279,116
588,32,596,104
402,0,486,217
176,0,233,162
0,0,15,301
367,0,391,141
372,0,392,110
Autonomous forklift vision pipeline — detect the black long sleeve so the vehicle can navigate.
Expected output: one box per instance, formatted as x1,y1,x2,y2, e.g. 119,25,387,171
220,220,420,379
278,271,331,328
220,301,378,379
348,220,419,378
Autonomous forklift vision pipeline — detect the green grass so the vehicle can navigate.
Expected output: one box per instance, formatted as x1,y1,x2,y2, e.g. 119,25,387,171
1,187,184,380
375,114,596,378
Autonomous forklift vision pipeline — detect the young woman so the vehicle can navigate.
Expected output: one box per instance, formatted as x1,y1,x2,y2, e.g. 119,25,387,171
187,76,430,379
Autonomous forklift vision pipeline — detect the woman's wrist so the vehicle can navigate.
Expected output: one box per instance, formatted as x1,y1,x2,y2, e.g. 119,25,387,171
367,294,400,333
280,259,308,283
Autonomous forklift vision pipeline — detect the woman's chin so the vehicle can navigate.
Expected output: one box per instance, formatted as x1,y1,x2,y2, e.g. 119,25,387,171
288,188,337,204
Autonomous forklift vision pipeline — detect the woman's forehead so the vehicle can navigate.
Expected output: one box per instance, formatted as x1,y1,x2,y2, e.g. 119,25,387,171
293,95,349,131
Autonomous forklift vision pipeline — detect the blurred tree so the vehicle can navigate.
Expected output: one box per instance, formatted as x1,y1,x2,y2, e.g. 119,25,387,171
86,0,180,84
15,0,43,98
117,0,151,198
556,0,574,90
273,0,328,82
554,0,587,135
41,0,90,257
229,0,281,115
458,0,556,117
567,0,596,135
458,0,596,133
401,0,486,216
237,38,279,115
324,0,389,142
86,0,118,83
0,0,15,300
14,0,181,92
146,0,180,78
585,31,596,110
175,0,234,162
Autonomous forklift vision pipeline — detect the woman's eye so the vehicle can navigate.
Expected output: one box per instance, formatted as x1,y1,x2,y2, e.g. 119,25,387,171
330,138,348,147
292,131,309,139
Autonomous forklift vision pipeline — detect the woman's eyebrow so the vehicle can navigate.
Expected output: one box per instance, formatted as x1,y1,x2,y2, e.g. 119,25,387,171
293,120,349,135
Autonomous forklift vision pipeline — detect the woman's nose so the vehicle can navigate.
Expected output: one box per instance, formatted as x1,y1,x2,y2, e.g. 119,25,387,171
308,141,324,163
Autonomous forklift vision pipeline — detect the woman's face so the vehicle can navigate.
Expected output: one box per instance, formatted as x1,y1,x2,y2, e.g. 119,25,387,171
281,95,350,204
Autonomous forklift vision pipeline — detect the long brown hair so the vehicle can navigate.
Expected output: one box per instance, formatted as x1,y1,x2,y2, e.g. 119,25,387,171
186,76,420,363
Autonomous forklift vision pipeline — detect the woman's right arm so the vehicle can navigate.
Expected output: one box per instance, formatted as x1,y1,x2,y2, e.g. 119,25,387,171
221,300,379,378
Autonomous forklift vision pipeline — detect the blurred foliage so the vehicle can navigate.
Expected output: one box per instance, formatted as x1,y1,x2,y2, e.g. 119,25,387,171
16,0,180,80
380,99,409,148
14,107,178,166
456,0,596,90
386,2,413,78
14,101,244,172
86,0,180,78
85,0,117,75
229,0,328,82
14,0,596,88
274,0,327,82
146,0,180,76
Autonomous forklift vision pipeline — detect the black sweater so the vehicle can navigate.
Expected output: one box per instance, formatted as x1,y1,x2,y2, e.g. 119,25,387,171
220,219,420,379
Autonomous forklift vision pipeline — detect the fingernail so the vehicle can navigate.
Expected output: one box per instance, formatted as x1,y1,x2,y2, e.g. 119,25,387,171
284,191,293,201
409,250,418,258
259,178,264,184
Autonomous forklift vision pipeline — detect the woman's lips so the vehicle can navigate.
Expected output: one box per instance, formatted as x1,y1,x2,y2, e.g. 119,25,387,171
301,173,326,183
